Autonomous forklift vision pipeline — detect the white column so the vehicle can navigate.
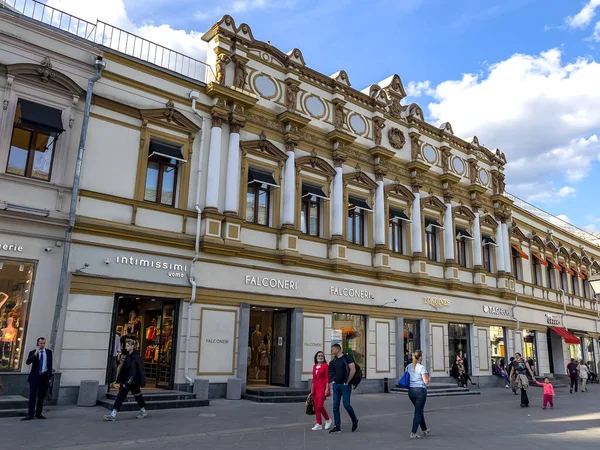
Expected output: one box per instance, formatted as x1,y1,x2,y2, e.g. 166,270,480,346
411,192,422,254
283,147,296,226
502,222,511,274
204,115,224,211
444,202,454,261
495,222,505,272
473,212,482,267
331,165,344,237
374,180,385,245
223,123,241,215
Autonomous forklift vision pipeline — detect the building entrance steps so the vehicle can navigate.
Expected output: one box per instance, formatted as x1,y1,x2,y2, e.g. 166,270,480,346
242,387,311,403
390,382,481,398
0,395,29,418
97,390,209,411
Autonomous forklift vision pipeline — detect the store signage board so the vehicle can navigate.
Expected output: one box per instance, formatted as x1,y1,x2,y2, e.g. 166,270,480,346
115,255,187,278
423,297,450,310
302,316,325,373
0,243,24,252
244,275,298,290
198,309,236,375
330,286,375,300
482,305,512,316
546,313,561,326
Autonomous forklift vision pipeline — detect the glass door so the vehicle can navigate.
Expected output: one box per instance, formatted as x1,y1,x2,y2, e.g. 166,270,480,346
270,310,289,386
156,302,175,389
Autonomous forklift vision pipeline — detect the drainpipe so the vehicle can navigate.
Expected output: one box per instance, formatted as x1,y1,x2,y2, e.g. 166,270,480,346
183,90,206,385
560,288,566,324
512,294,520,331
49,57,106,352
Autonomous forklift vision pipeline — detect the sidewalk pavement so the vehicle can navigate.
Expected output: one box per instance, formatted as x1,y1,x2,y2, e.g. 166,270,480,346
5,385,600,449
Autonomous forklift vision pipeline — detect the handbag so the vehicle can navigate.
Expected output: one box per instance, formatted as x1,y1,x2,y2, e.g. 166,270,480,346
398,369,410,389
305,395,315,415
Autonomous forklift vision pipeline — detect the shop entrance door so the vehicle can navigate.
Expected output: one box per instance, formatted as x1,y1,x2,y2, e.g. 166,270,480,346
247,307,289,386
107,294,179,391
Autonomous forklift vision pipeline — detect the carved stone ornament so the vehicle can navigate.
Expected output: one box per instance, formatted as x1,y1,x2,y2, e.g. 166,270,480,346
38,57,55,83
441,147,451,173
410,134,420,160
211,113,225,128
373,117,385,146
215,54,231,86
285,81,299,111
389,98,402,119
233,59,248,90
388,128,405,150
164,100,176,122
468,159,478,184
333,102,345,129
3,75,14,110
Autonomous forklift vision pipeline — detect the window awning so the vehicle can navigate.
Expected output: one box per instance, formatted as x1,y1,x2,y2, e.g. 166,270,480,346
389,207,410,222
348,196,372,212
547,258,562,271
482,235,497,247
17,99,64,135
575,269,586,280
302,183,328,200
425,218,443,232
560,263,575,276
456,228,474,240
532,253,548,267
149,140,187,163
550,327,581,344
511,245,529,260
248,168,279,188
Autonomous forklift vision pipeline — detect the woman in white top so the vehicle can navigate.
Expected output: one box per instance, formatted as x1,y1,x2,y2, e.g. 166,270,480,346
579,359,589,392
407,350,432,439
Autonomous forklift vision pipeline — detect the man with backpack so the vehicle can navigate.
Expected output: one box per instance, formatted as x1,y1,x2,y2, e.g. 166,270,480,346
328,343,359,434
567,358,579,394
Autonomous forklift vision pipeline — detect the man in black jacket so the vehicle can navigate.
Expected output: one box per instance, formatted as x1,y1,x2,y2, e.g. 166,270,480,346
103,339,147,421
22,337,53,421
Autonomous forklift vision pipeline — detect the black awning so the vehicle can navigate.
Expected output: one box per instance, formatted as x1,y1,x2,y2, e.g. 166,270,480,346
456,227,474,240
389,207,410,222
348,196,372,212
17,99,64,135
149,140,187,163
302,183,328,200
425,218,443,229
482,235,497,246
248,168,279,188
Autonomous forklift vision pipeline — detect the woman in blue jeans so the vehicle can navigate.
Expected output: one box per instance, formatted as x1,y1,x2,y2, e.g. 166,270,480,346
407,350,432,439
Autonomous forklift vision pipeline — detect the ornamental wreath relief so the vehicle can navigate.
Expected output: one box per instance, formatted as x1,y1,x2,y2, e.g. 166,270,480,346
388,127,406,149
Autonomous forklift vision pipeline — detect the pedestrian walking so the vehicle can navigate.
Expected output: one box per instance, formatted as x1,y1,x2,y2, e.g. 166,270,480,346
407,350,432,439
309,351,332,431
103,339,147,421
509,352,535,407
567,358,579,394
534,377,555,409
579,359,589,392
22,337,52,421
507,356,518,395
327,343,359,434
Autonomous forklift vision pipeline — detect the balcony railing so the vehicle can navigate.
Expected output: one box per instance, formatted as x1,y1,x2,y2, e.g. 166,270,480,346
1,0,213,83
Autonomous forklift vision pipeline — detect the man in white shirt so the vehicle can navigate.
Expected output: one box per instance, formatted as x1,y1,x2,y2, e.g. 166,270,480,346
22,337,53,421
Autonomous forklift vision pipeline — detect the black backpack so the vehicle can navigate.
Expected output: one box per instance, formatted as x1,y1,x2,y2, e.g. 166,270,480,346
344,355,362,389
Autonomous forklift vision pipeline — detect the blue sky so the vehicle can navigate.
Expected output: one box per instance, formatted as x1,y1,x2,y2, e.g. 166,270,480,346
47,0,600,233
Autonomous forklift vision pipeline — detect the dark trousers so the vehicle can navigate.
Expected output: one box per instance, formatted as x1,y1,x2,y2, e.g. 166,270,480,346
520,388,529,406
332,384,357,427
111,357,118,383
408,387,428,434
570,377,578,392
112,383,146,411
27,373,50,417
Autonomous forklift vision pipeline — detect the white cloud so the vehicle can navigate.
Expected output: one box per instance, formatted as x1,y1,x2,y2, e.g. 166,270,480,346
406,80,434,98
566,0,600,29
591,21,600,41
417,48,600,204
47,0,208,61
557,186,577,198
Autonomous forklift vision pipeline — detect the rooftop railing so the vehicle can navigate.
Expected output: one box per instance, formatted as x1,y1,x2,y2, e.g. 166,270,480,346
1,0,213,83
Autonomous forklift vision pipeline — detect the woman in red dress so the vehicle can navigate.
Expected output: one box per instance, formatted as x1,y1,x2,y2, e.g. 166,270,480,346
310,351,332,431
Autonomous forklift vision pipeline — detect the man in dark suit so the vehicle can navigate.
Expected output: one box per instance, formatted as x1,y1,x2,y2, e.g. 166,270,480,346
22,337,52,421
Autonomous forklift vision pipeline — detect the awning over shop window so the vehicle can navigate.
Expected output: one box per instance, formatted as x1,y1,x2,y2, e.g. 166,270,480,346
302,183,329,200
389,207,410,222
511,245,529,260
575,269,586,280
547,258,562,271
17,99,65,135
550,327,581,344
425,218,443,232
560,263,575,276
248,168,279,188
348,196,372,212
149,140,187,163
456,227,474,240
532,253,548,267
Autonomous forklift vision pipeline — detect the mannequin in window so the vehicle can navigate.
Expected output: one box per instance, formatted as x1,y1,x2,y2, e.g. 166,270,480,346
251,325,263,379
0,292,8,310
1,317,17,342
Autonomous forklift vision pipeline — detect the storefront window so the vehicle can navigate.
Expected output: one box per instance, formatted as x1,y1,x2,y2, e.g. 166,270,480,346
585,337,596,369
569,344,582,362
522,329,538,375
403,320,420,368
448,323,470,372
331,313,366,378
0,260,34,370
490,326,505,366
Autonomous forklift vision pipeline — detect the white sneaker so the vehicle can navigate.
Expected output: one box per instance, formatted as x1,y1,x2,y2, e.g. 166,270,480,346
325,419,333,430
312,424,323,431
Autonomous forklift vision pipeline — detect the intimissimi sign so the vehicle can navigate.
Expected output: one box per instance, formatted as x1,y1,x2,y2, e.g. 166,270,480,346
115,256,188,278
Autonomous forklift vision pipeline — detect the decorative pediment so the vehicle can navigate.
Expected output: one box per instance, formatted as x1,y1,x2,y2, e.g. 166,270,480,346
546,240,559,253
439,122,454,135
420,195,447,213
380,74,407,100
384,182,415,202
286,48,306,66
240,133,288,162
140,100,200,135
295,151,335,177
510,225,528,242
343,169,378,190
331,70,351,87
558,246,570,260
582,255,592,265
481,214,499,229
407,103,424,120
530,234,546,250
6,60,85,96
453,205,476,221
468,136,480,147
570,250,581,263
591,260,600,272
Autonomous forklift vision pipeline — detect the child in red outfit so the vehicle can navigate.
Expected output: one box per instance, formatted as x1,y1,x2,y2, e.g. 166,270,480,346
535,377,555,409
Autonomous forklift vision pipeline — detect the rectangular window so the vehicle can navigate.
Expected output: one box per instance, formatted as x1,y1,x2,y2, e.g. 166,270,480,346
301,184,327,237
331,313,366,379
448,323,470,373
403,320,420,369
144,140,186,206
0,260,35,370
561,271,568,292
511,247,522,280
482,235,496,273
425,218,441,262
246,168,278,226
572,275,580,297
533,257,541,287
348,196,371,246
546,265,556,290
7,100,64,181
457,239,467,268
583,278,590,298
522,329,538,376
490,326,506,366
